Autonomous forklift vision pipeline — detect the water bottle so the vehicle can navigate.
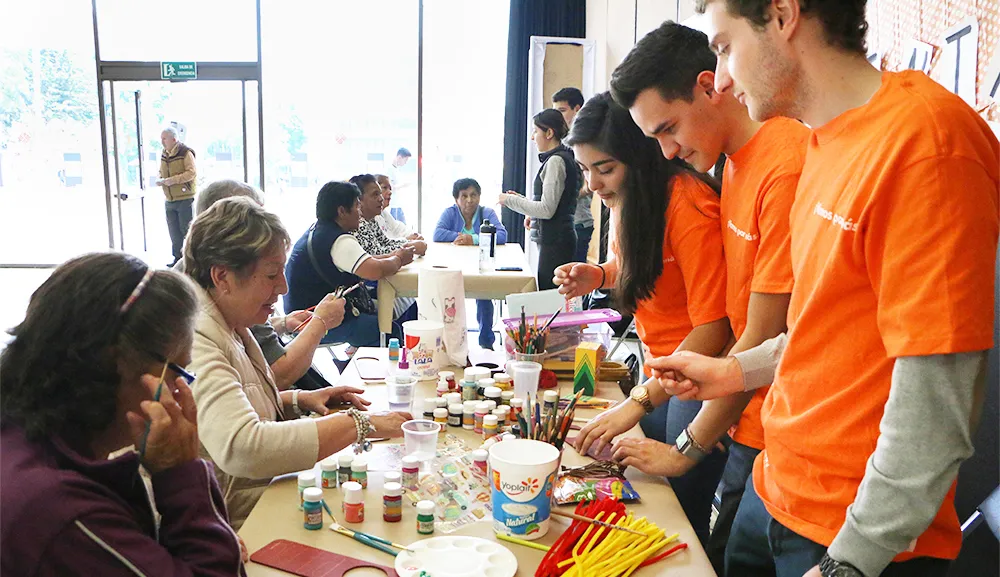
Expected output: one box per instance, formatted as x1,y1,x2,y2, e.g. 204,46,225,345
479,218,496,272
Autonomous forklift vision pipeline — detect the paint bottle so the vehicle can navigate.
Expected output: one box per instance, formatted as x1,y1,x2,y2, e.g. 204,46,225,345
445,392,463,407
416,500,436,535
477,378,496,401
297,471,315,509
500,390,514,406
351,458,368,489
494,373,513,391
436,380,449,397
492,408,507,429
485,400,498,413
384,471,402,486
438,370,457,392
388,338,400,362
474,402,489,434
434,397,449,410
483,414,499,440
383,482,403,523
461,380,478,402
320,456,339,489
423,397,437,420
484,385,502,408
337,454,354,486
448,403,463,427
401,456,420,490
462,404,476,430
471,449,489,474
303,487,324,530
543,390,559,417
433,408,448,436
342,481,364,523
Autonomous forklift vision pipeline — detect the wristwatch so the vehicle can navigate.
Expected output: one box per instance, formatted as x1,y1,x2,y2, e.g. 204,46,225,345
629,385,655,414
819,553,864,577
676,427,709,463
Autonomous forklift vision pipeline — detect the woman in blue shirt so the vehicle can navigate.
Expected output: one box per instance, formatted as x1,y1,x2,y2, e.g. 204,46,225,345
433,178,508,349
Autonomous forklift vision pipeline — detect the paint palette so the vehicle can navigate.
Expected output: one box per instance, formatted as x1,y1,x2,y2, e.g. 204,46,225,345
394,536,517,577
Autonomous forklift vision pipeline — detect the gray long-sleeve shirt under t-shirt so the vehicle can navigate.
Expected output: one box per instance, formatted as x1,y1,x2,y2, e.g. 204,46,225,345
733,335,984,576
504,155,567,242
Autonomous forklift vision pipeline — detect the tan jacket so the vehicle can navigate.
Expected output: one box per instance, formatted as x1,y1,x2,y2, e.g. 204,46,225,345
188,285,318,530
159,142,197,201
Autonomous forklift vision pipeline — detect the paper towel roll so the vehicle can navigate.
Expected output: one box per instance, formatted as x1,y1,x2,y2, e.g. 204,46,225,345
417,266,468,366
403,320,446,380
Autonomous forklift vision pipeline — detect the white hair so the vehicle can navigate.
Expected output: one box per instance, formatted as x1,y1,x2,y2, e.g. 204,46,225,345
161,126,179,138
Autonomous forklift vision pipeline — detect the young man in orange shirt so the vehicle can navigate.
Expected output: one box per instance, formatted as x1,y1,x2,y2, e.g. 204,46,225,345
572,21,808,573
651,1,999,576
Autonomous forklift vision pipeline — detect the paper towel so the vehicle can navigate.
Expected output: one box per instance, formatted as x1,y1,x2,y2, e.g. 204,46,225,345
417,266,467,366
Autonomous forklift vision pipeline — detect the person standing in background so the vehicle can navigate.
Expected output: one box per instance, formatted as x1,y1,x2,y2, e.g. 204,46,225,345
385,147,412,224
553,87,595,263
157,126,197,267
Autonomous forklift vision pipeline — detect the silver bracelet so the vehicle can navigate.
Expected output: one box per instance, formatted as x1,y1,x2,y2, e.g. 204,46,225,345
347,408,376,454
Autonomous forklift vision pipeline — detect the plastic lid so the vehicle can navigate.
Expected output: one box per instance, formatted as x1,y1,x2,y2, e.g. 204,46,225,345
402,455,420,468
511,398,524,408
303,487,323,502
342,482,363,503
417,500,436,515
435,398,449,408
501,390,515,399
478,378,496,389
492,408,506,417
544,390,559,402
388,338,399,347
449,403,464,412
351,458,367,472
320,457,338,471
483,415,498,426
446,392,463,404
437,381,449,391
463,406,476,414
338,454,354,466
485,401,497,412
472,449,489,462
398,347,409,369
475,402,490,412
438,371,455,379
384,482,402,497
433,408,448,418
464,367,490,381
483,385,501,398
424,397,437,406
463,400,479,410
495,373,512,382
298,471,316,485
384,471,401,484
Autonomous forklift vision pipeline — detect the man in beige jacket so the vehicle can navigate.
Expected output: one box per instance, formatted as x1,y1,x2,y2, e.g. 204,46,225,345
156,126,197,266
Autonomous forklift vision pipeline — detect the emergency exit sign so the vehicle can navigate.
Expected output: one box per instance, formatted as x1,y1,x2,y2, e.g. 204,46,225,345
160,61,197,80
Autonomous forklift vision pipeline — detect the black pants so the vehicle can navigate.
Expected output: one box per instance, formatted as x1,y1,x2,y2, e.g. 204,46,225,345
536,233,576,291
165,198,194,264
574,224,594,263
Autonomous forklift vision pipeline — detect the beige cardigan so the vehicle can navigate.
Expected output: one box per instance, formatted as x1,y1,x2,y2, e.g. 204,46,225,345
188,285,319,530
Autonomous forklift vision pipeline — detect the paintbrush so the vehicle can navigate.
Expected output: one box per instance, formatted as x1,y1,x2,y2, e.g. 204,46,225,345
549,509,647,536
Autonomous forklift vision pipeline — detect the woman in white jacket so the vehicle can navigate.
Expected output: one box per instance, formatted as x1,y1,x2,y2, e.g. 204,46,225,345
183,197,411,528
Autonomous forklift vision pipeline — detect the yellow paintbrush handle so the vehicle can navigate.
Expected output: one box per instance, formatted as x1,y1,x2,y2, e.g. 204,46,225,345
496,533,551,552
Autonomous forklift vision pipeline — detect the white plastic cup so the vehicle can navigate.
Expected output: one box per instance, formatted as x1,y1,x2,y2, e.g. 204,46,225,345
388,374,418,412
508,361,542,401
402,419,441,460
489,439,561,540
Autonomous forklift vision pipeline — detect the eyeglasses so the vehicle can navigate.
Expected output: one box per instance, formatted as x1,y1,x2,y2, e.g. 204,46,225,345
146,351,196,384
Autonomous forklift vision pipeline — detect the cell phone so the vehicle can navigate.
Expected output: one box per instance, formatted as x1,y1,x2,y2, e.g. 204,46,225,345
496,266,523,271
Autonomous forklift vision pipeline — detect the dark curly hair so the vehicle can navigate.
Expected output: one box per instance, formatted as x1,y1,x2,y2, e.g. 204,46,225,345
0,253,198,443
696,0,868,55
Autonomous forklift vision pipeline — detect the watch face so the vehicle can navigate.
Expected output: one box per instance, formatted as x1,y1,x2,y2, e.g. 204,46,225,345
631,385,647,400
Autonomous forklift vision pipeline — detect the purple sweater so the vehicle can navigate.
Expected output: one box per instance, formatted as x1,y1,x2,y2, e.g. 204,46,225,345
0,424,245,576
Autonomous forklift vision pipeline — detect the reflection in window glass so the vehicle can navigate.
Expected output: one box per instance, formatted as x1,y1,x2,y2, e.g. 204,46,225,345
421,0,510,236
260,0,418,240
96,0,257,62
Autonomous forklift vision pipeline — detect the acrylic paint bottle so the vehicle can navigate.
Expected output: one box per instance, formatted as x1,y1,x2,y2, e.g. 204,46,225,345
342,481,364,523
383,482,403,523
416,500,435,535
303,487,324,530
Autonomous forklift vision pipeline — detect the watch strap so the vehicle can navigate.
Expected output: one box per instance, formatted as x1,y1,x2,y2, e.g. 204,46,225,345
819,553,864,577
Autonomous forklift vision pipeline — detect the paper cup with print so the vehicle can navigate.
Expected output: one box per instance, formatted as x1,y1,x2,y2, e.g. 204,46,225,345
489,439,561,540
402,320,445,380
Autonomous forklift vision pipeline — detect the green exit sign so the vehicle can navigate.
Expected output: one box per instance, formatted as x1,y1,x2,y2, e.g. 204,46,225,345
160,61,197,80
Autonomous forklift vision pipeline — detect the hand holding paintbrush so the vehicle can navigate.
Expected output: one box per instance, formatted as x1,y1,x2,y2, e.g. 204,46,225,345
291,282,363,333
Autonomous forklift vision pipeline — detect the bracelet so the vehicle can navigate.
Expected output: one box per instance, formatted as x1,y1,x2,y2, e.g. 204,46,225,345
347,408,377,454
291,389,302,417
596,264,607,289
276,315,287,334
685,426,710,455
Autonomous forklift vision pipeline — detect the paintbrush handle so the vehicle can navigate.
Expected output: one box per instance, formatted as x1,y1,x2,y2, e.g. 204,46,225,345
550,509,646,535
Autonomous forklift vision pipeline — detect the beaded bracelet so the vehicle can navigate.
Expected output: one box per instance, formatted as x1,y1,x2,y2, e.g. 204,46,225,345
347,408,376,454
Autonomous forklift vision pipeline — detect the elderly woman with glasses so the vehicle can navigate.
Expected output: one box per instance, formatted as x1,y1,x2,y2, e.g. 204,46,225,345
0,252,245,575
183,197,411,529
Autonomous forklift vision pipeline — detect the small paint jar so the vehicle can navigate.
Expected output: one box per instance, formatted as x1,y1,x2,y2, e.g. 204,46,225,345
383,482,403,523
436,380,449,397
472,449,488,474
448,403,463,427
402,456,420,490
320,457,339,489
474,402,489,434
297,471,315,509
433,408,448,435
439,370,457,392
388,338,400,362
492,408,507,428
483,414,499,440
544,390,559,417
434,397,449,410
494,373,512,391
485,400,497,413
342,481,364,523
461,381,478,402
445,392,463,407
423,397,437,420
303,487,324,530
337,454,353,486
484,386,502,407
500,390,514,406
477,378,496,401
351,458,368,489
463,406,476,430
384,471,402,486
510,398,524,417
416,500,435,535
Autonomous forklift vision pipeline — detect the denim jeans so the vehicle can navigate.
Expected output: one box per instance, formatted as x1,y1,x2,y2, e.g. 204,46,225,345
476,299,495,349
707,441,761,576
165,198,193,263
726,478,951,577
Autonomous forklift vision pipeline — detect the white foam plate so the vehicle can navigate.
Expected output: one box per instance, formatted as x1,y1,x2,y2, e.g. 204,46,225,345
395,536,518,577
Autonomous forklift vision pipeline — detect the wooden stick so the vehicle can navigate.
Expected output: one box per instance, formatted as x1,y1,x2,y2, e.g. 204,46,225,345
497,533,552,552
549,509,647,536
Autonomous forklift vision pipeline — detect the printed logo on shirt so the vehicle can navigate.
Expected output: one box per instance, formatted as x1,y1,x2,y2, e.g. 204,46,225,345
727,220,759,242
813,202,859,232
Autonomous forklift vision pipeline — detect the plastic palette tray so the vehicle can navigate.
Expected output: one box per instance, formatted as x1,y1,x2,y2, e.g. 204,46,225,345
395,536,517,577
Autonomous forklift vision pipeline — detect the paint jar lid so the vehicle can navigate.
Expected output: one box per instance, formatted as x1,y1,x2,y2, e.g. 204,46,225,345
484,415,498,426
544,390,559,402
485,401,497,412
492,408,506,417
297,471,316,486
303,487,323,502
438,371,455,380
435,398,449,408
463,367,490,382
478,378,497,390
495,373,512,383
464,400,479,410
449,403,464,413
463,406,476,415
424,396,438,407
417,500,435,515
320,457,338,472
510,398,524,408
472,449,488,462
484,386,502,399
342,481,363,503
476,402,490,412
384,471,402,484
383,481,402,497
338,454,355,467
433,408,448,418
437,381,449,392
402,455,420,469
351,458,367,472
446,392,463,405
388,338,399,348
501,390,515,400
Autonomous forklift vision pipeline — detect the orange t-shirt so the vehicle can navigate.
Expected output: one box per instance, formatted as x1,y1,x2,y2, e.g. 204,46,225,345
754,71,999,561
721,117,808,449
611,172,728,361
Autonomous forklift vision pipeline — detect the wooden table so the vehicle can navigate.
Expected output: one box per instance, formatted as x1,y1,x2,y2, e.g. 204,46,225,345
239,348,717,577
376,242,537,334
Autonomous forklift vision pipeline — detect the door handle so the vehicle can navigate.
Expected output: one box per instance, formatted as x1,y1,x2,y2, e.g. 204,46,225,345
116,192,129,201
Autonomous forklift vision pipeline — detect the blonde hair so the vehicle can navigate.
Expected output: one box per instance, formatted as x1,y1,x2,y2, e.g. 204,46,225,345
183,197,290,289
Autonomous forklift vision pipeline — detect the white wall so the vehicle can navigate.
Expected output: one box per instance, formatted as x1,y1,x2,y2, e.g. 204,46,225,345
586,0,698,91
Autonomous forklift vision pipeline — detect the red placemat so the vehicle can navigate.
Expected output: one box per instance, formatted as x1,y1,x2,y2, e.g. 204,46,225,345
250,539,398,577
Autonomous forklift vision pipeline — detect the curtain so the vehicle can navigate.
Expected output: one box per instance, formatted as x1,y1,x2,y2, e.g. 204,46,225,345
501,0,586,247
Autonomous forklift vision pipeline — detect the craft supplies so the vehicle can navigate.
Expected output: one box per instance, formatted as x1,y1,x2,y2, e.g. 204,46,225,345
439,370,457,392
501,390,514,405
383,482,403,522
416,500,436,535
401,456,420,490
422,397,436,420
472,449,488,474
543,390,559,417
338,454,354,486
510,397,524,415
505,306,556,355
402,320,446,380
461,380,478,402
448,403,463,427
388,337,400,362
351,458,368,489
485,400,497,413
474,402,489,434
492,408,507,428
384,471,402,485
251,540,397,576
509,360,542,400
489,439,561,540
462,405,475,430
574,341,605,396
402,420,439,459
483,414,499,440
553,461,641,505
327,512,409,556
495,373,513,391
394,536,517,577
549,509,645,536
498,533,552,552
434,397,448,410
436,380,449,397
445,392,463,407
297,471,315,509
478,378,496,400
515,390,582,449
433,408,448,435
342,481,365,523
303,487,324,530
319,457,338,489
